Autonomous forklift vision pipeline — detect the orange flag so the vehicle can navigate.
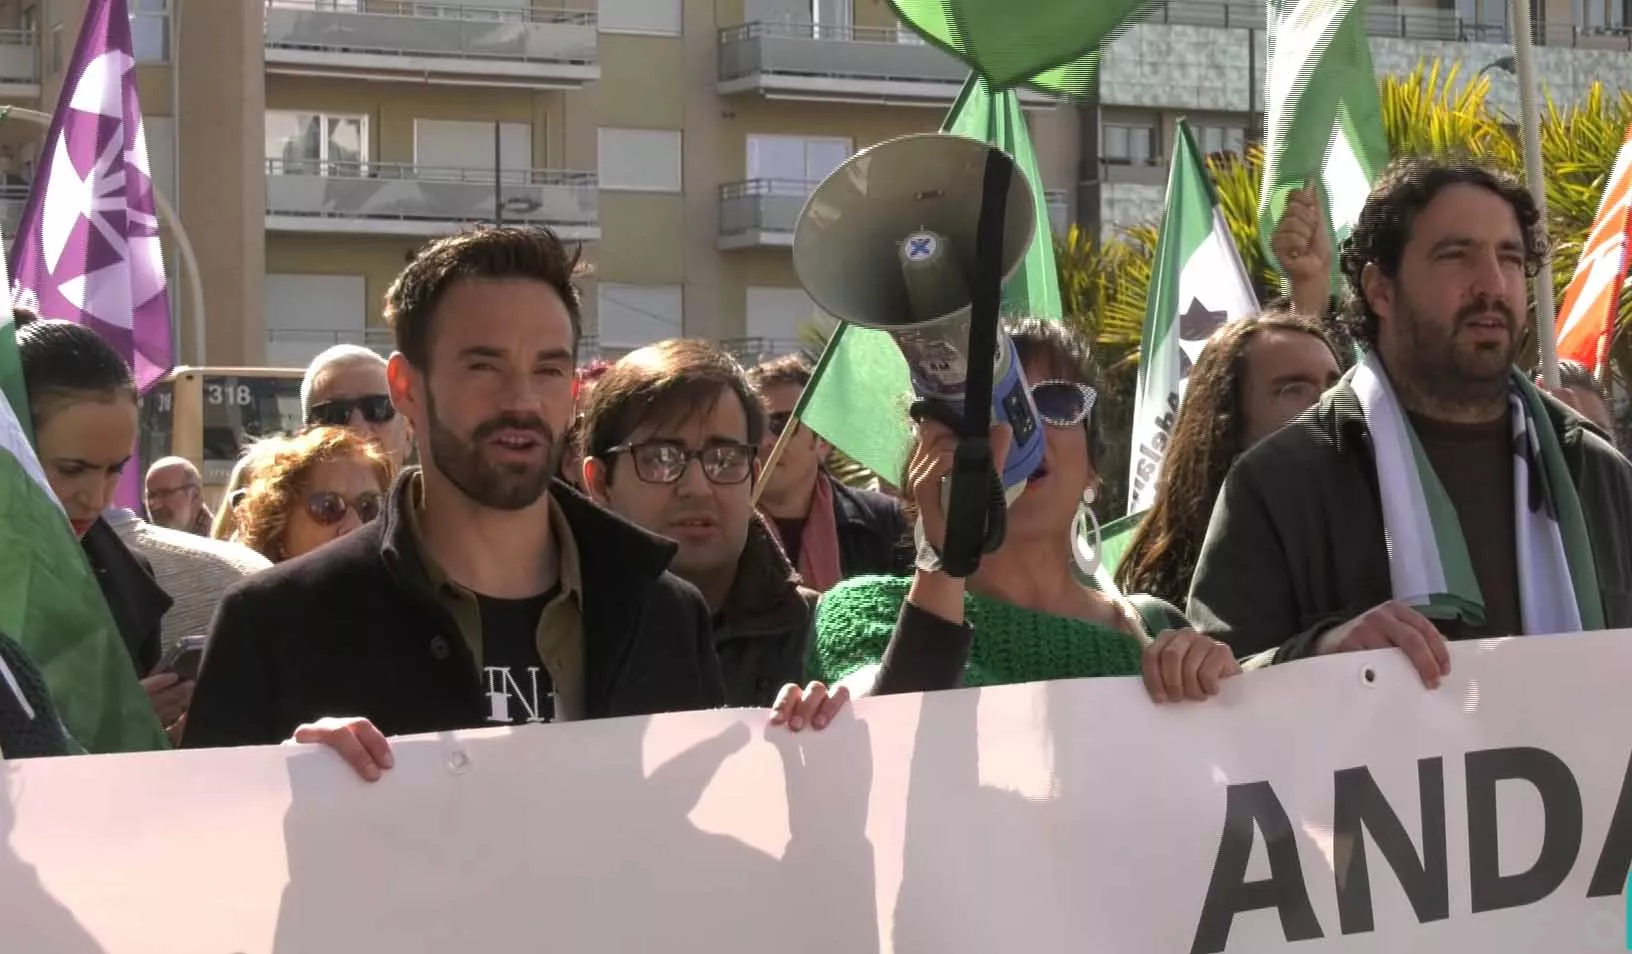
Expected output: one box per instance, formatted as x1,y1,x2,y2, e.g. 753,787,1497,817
1554,123,1632,378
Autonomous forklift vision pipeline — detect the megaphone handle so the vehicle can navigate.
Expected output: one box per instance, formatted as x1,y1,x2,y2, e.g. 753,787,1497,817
940,438,1006,578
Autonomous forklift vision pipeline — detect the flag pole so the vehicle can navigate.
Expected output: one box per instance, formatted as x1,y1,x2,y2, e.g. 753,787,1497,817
1510,0,1558,388
749,322,848,510
1,106,207,367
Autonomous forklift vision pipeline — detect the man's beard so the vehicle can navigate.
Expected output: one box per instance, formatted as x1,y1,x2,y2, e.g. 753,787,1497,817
1394,295,1521,410
423,389,562,512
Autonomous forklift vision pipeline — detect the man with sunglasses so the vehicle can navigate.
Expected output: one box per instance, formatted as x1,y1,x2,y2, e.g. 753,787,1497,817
300,345,412,466
578,340,841,721
747,355,909,592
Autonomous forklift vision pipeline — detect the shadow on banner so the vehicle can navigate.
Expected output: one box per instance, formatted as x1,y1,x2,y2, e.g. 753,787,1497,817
270,716,881,950
0,769,106,953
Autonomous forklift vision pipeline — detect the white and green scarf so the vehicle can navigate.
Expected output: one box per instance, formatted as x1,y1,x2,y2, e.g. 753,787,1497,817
1350,351,1605,635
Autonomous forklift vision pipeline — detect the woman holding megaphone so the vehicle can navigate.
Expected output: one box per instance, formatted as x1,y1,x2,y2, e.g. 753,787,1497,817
810,319,1240,704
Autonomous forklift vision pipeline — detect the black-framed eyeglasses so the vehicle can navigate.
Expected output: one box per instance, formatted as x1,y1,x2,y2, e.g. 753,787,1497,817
605,440,758,485
307,395,396,428
1031,379,1098,428
767,411,796,438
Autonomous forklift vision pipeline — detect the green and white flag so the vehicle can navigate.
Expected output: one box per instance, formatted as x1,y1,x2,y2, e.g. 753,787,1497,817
1127,121,1259,513
0,237,168,754
1257,0,1390,289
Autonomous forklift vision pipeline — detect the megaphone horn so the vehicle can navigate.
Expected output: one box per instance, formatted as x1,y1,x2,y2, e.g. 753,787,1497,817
791,132,1045,501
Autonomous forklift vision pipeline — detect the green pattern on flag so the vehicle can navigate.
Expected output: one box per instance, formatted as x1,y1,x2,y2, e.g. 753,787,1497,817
1257,0,1390,291
888,0,1150,95
1127,120,1258,512
0,254,168,754
797,74,1063,485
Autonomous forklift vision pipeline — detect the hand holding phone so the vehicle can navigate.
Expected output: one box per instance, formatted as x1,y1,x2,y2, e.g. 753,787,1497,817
153,634,208,683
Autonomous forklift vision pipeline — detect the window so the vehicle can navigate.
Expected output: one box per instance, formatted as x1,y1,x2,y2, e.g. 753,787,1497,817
130,0,168,64
413,120,532,181
47,23,58,75
20,7,35,40
745,135,850,186
1102,123,1155,165
142,115,176,205
596,283,683,348
265,111,368,176
811,0,851,36
597,128,682,192
746,286,818,348
408,1,526,21
1194,124,1245,159
1577,0,1630,28
598,0,682,34
263,274,368,366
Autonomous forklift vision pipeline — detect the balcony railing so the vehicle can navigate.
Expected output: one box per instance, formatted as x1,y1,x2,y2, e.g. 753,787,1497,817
721,336,803,365
0,29,38,86
266,326,396,367
265,158,599,236
720,179,1070,246
0,183,27,237
1126,0,1632,47
718,21,1052,104
264,0,597,71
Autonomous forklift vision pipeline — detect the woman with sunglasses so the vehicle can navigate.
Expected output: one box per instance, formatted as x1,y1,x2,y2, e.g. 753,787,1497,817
234,427,394,563
810,319,1241,704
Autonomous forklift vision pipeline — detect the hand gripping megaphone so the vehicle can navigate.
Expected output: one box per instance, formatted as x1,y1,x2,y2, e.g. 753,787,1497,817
791,132,1047,509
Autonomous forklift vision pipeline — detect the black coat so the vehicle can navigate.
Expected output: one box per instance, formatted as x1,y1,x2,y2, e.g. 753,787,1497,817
80,517,168,677
182,476,726,748
830,478,912,579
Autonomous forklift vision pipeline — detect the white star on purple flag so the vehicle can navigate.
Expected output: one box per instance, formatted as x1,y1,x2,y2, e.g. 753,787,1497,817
9,0,172,392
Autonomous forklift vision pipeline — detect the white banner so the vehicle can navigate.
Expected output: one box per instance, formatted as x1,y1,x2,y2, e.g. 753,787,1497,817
4,631,1631,952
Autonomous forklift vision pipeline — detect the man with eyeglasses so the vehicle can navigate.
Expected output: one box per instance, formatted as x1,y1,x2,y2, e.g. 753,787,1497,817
299,345,412,467
143,456,211,535
747,355,909,592
578,340,841,720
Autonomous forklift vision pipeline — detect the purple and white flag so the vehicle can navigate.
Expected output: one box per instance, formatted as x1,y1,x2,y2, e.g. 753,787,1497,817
9,0,171,392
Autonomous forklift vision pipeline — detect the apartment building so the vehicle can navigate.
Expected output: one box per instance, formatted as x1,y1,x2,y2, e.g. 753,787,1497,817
0,0,1079,369
0,1,1626,370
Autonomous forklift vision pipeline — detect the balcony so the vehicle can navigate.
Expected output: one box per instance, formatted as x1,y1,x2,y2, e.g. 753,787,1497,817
264,159,600,240
0,182,26,246
0,29,38,99
265,326,396,367
263,1,597,90
718,21,1055,108
719,178,1071,251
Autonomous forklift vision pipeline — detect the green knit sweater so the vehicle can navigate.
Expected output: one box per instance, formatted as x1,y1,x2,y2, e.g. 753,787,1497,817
811,575,1147,688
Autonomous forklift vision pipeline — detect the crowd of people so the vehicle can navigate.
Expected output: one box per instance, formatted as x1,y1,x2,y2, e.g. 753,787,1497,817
1,154,1628,790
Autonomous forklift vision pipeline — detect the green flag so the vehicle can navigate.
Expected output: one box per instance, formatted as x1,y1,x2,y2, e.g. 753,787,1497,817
0,253,168,754
1257,0,1390,292
1128,120,1257,512
889,0,1152,95
797,75,1063,485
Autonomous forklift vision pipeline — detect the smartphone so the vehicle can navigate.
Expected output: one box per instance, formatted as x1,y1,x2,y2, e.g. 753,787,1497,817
153,634,209,682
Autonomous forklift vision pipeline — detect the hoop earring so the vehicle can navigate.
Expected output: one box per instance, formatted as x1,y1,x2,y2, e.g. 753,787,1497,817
1071,487,1103,578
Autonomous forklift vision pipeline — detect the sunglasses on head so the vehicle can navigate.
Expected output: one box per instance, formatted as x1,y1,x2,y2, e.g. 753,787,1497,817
305,490,383,527
1030,379,1098,428
307,395,396,428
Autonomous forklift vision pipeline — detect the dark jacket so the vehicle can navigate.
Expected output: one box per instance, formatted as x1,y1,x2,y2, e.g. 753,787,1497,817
714,515,818,707
1188,382,1632,661
830,477,912,578
0,629,74,758
182,475,726,748
80,517,168,677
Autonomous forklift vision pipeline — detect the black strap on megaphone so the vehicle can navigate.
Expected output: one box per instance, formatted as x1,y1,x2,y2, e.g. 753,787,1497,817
921,148,1013,579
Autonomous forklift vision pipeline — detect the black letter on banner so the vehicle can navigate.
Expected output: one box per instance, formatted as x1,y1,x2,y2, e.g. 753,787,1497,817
1331,759,1449,934
1586,748,1632,898
1466,747,1582,913
1189,781,1323,954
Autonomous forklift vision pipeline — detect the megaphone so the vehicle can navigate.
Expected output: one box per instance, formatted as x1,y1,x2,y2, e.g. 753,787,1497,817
792,132,1045,501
